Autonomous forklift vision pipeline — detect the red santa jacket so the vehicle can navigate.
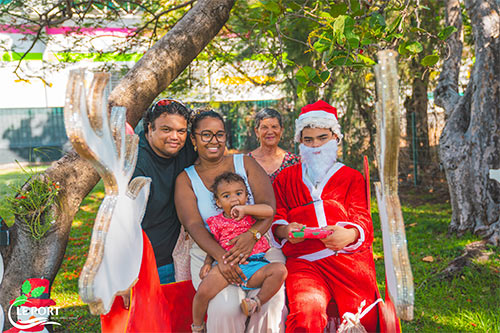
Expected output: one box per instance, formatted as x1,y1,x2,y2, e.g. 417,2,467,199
271,162,373,261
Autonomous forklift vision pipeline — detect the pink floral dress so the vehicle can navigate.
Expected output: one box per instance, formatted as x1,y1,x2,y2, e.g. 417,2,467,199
248,151,300,183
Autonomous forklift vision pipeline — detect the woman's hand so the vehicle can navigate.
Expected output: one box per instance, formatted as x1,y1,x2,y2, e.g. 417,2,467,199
222,232,255,265
320,225,359,251
230,205,246,221
217,260,246,285
199,263,212,280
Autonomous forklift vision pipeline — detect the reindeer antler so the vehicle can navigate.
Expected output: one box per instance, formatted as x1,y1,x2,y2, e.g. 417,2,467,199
64,70,138,195
64,69,151,315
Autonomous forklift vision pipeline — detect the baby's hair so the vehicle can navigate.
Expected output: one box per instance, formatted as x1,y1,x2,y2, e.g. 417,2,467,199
211,172,248,199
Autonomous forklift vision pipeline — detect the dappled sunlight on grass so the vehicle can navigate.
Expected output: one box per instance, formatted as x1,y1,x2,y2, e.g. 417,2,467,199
49,180,104,331
456,309,500,332
72,220,83,227
371,192,500,332
52,291,84,308
1,168,498,331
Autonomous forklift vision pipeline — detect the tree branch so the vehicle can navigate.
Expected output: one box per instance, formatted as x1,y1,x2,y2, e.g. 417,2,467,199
109,0,235,127
434,0,463,116
128,0,196,39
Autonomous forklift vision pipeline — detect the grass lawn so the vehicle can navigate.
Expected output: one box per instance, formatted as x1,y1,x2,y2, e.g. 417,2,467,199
1,168,499,332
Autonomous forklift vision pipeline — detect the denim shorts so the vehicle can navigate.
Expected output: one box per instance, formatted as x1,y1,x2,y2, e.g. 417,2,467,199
239,253,270,290
157,262,175,284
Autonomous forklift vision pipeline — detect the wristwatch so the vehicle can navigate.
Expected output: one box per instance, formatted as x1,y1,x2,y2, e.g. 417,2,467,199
249,227,262,241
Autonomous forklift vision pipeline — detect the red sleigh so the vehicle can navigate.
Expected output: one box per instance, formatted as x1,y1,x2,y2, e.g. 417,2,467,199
101,231,196,332
101,156,400,332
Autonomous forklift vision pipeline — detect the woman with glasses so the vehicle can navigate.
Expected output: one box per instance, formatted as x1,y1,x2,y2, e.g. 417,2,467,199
175,110,286,332
249,108,300,183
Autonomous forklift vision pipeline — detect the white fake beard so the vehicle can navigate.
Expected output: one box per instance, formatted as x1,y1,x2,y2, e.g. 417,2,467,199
299,139,338,185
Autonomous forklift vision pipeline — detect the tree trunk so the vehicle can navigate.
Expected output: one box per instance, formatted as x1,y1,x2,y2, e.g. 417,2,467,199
404,60,431,181
0,0,235,324
352,77,376,161
435,0,500,245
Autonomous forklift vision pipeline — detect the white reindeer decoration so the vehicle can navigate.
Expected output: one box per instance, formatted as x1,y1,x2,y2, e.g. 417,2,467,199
64,69,150,315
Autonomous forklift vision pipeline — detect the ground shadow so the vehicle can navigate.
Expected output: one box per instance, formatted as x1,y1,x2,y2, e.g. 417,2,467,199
0,108,68,164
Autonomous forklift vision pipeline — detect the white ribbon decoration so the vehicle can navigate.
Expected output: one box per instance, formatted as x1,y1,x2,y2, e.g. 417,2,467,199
337,298,383,333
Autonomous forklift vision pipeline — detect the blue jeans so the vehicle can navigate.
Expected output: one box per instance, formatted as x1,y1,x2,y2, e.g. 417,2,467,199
157,263,175,284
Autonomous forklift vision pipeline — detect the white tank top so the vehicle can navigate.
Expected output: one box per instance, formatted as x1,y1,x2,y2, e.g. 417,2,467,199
184,154,254,229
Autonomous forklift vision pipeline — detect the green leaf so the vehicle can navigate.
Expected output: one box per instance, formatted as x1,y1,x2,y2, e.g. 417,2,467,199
332,56,352,66
259,0,281,14
406,41,423,53
313,32,332,53
438,26,458,40
358,54,376,65
344,16,356,39
31,286,45,298
398,41,408,56
361,38,375,46
287,2,301,11
14,295,28,306
420,54,439,66
319,11,332,19
348,37,360,49
22,280,31,294
296,83,305,96
349,0,361,14
296,71,307,84
333,15,346,37
369,13,386,28
384,32,403,43
296,66,315,83
311,74,322,84
330,3,347,17
320,71,330,82
387,16,402,35
411,27,428,34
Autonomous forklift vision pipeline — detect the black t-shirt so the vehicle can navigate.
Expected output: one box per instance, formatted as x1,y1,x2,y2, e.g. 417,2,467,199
133,132,197,267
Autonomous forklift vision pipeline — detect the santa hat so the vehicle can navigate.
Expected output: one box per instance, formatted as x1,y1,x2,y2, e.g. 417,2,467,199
294,100,343,143
10,278,56,307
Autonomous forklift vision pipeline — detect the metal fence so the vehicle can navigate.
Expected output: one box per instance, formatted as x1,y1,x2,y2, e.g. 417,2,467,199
0,107,68,164
0,102,446,189
0,101,282,165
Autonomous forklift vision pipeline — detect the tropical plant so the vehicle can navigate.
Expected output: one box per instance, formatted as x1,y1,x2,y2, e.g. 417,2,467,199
3,165,60,240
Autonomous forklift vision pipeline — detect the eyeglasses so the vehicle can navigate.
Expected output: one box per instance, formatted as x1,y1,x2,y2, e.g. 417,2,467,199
150,98,188,114
194,130,227,143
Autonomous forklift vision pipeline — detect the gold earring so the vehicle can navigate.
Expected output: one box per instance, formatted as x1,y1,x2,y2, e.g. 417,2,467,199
194,145,197,151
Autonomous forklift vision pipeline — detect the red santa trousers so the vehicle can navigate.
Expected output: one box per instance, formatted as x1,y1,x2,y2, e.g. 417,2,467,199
285,256,380,333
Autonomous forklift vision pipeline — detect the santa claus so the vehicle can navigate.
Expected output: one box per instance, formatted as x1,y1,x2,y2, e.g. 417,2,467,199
271,100,390,332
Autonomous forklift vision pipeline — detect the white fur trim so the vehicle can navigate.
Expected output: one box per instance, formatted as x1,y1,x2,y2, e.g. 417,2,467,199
298,110,335,120
295,116,343,143
298,248,337,261
296,247,359,261
270,219,289,248
301,162,344,199
336,222,365,251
